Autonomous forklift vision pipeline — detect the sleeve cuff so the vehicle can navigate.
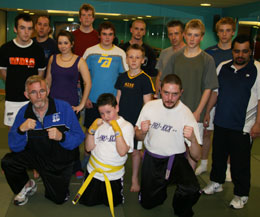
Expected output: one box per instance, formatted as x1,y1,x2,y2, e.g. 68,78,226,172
60,132,66,142
17,127,26,135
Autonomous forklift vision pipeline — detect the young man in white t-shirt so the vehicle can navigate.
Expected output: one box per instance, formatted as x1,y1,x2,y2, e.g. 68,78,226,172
135,74,201,217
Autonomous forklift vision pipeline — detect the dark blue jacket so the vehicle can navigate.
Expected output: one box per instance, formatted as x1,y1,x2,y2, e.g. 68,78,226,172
8,97,85,164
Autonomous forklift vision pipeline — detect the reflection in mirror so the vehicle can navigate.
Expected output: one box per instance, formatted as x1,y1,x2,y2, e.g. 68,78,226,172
238,16,260,61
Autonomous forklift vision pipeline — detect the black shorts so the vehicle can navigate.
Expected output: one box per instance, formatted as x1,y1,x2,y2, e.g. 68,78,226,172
79,171,124,207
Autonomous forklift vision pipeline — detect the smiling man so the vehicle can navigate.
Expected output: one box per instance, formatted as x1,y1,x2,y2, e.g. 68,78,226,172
202,35,260,209
0,13,46,127
135,74,201,217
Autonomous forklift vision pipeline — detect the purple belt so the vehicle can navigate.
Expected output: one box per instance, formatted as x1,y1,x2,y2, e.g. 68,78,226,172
144,150,175,180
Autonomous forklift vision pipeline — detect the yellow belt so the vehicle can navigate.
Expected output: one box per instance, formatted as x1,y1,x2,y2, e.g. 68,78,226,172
72,155,124,217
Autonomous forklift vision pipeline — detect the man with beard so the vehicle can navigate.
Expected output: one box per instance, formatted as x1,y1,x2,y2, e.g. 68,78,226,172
1,75,85,206
202,35,260,209
135,74,201,217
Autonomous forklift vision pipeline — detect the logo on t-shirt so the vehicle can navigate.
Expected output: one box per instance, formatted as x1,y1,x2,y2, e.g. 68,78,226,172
97,134,116,142
151,122,176,133
98,54,112,68
124,82,134,88
9,57,36,68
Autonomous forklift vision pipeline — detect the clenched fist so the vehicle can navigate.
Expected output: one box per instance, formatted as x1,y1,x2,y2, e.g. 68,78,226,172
47,127,63,141
19,118,36,132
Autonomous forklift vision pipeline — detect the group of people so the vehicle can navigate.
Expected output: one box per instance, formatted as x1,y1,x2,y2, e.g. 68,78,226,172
0,3,260,217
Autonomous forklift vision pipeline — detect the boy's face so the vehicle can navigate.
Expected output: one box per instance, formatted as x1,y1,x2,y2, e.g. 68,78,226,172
98,104,119,123
126,49,144,71
217,24,234,44
80,9,94,28
184,28,203,49
100,28,115,48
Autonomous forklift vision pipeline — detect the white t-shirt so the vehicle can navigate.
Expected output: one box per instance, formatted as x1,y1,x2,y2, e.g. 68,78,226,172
136,99,201,156
87,116,134,181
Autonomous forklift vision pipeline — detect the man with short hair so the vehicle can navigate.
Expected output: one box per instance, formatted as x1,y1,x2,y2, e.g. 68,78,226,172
155,20,186,97
73,3,99,57
0,13,46,127
32,15,59,70
136,74,201,217
202,35,260,209
120,20,158,78
196,17,236,178
83,21,128,130
1,75,85,205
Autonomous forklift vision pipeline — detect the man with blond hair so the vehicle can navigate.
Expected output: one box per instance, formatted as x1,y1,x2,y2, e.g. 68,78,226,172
163,19,218,169
196,17,236,178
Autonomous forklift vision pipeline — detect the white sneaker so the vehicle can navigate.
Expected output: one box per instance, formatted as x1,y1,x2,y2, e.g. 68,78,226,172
14,179,37,206
202,181,223,195
195,164,207,175
225,167,232,182
230,195,248,209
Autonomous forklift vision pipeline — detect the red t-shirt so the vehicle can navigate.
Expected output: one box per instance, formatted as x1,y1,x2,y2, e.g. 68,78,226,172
72,29,99,57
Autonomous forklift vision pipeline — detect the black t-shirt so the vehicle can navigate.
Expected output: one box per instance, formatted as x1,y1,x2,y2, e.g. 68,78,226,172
0,40,46,101
32,37,59,67
115,71,155,125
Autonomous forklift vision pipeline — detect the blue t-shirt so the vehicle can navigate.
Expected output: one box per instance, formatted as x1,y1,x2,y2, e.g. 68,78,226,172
205,45,232,67
214,59,259,131
83,44,128,103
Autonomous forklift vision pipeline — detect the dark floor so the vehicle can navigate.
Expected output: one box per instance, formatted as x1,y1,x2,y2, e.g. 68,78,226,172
1,95,260,217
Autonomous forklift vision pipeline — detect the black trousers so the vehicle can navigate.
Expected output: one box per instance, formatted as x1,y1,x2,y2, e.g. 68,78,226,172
1,150,73,204
139,153,201,217
210,124,252,196
79,171,124,207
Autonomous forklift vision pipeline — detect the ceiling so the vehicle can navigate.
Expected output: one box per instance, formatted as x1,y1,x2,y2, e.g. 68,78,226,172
105,0,258,8
0,0,258,20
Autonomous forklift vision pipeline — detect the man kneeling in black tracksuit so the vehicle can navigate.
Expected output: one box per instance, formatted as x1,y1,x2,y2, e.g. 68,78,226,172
1,75,85,205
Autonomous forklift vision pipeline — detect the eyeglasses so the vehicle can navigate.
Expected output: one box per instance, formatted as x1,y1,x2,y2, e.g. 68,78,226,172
29,89,47,96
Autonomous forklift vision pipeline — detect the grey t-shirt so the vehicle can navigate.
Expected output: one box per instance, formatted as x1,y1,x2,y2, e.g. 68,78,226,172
156,47,175,72
163,49,218,122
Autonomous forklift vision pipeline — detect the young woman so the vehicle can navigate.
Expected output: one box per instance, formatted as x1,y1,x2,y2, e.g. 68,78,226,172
46,30,91,178
46,30,91,115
